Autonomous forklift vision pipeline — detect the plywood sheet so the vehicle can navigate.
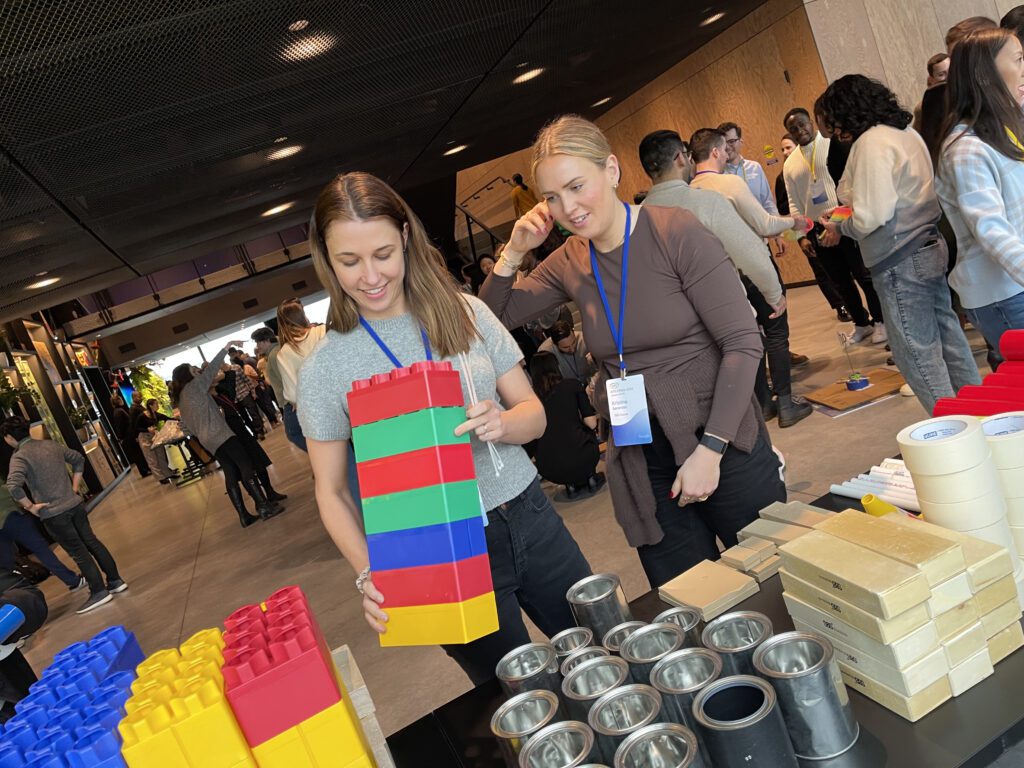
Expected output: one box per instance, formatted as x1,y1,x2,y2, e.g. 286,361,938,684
804,367,906,410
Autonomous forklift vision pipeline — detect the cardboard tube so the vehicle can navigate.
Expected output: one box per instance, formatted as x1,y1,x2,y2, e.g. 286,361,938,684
919,487,1008,531
830,483,921,513
912,459,1004,504
897,416,988,476
982,413,1024,470
836,480,919,506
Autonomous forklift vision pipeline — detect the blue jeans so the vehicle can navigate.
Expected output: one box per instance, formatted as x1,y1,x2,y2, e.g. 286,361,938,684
965,291,1024,369
283,404,362,512
442,476,592,684
872,234,980,414
0,512,79,588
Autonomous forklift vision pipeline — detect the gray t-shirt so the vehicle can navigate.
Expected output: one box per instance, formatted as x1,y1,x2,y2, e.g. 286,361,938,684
297,295,538,510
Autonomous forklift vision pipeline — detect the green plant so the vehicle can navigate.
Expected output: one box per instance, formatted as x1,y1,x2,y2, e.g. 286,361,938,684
69,405,92,429
0,375,33,413
129,365,172,413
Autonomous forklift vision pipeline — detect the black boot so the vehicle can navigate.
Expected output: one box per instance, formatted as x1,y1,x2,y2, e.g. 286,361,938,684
227,485,260,528
587,472,606,492
256,469,287,502
242,476,283,519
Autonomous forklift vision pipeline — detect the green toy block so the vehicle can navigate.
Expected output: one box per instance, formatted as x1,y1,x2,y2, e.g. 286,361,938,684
351,406,467,463
361,480,482,535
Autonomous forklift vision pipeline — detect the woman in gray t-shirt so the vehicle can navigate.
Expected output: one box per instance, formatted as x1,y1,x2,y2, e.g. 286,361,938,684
298,172,591,684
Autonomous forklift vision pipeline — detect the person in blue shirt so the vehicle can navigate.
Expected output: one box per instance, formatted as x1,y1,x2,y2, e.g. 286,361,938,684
719,122,778,214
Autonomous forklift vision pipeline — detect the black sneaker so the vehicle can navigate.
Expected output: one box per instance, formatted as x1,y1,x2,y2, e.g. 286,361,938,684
76,591,112,614
837,307,852,322
70,576,87,593
778,395,813,428
107,579,129,594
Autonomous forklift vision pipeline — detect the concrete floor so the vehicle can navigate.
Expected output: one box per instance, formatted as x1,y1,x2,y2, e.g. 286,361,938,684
22,284,997,740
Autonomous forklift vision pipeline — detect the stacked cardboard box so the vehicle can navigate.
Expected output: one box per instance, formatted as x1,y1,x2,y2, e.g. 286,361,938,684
657,559,759,621
720,537,779,582
723,501,836,582
778,510,1022,722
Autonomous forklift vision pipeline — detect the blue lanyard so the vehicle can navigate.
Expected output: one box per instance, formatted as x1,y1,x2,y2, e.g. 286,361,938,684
589,202,632,378
358,317,433,369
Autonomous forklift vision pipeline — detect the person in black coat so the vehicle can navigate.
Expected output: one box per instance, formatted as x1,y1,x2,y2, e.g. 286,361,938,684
212,381,287,505
110,394,150,477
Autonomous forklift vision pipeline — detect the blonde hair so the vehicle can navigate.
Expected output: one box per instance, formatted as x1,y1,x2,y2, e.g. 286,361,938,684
308,172,479,357
531,115,616,182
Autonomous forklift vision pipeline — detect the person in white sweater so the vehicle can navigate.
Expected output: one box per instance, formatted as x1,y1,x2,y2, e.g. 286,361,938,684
816,75,980,414
937,27,1024,364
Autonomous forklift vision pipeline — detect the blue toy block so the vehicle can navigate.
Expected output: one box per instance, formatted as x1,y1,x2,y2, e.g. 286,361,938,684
0,742,25,767
66,730,126,768
366,516,487,571
23,753,64,768
87,629,143,677
0,606,24,645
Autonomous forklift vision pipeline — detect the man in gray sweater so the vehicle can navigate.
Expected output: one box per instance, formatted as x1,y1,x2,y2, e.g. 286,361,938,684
2,416,125,614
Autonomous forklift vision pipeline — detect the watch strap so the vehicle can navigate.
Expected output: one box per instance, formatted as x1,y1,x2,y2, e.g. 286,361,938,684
699,433,729,454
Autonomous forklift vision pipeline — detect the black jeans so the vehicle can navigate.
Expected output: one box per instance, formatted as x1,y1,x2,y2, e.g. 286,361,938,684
637,419,786,589
810,230,883,327
214,437,257,489
0,512,79,588
743,273,793,401
806,251,845,310
443,477,592,685
43,505,120,595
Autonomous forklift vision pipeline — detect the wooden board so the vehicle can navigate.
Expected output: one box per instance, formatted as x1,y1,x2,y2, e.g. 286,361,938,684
804,368,906,411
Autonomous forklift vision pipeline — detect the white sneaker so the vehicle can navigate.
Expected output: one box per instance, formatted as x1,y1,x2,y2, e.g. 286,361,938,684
871,323,888,345
900,383,915,397
851,325,873,343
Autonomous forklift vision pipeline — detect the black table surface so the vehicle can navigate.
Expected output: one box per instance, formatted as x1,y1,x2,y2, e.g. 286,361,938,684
386,492,1024,768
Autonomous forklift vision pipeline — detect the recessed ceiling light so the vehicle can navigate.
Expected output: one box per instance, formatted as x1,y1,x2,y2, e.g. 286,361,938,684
273,136,288,143
591,97,611,107
516,61,530,68
26,276,60,290
700,12,726,26
280,33,336,62
262,202,295,217
443,144,468,156
267,144,303,161
288,19,310,32
513,68,545,84
35,271,48,276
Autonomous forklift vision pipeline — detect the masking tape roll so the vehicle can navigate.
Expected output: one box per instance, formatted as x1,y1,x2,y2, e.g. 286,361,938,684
897,416,988,477
912,458,1004,505
959,517,1018,563
1008,497,1024,528
1011,526,1024,558
982,413,1024,470
1016,567,1024,611
919,486,1008,531
997,466,1024,500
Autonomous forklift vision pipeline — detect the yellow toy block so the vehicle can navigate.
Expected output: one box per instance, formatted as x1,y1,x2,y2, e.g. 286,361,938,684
380,591,498,647
120,703,184,767
181,628,226,665
136,648,183,679
251,699,376,768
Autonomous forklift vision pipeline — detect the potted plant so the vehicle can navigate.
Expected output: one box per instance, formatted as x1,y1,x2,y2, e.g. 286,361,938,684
69,405,92,442
0,376,33,417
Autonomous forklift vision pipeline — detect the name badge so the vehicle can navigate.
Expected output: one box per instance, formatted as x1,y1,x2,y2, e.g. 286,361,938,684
810,178,828,205
606,374,653,446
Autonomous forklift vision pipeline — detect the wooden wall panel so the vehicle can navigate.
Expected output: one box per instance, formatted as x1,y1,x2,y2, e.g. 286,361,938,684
932,0,998,35
863,0,944,109
803,0,888,85
995,0,1019,21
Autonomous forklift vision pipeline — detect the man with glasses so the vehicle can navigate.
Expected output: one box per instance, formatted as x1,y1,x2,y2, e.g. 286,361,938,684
719,122,778,215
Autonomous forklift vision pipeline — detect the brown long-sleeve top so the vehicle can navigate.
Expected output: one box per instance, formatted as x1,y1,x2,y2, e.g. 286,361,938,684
480,204,765,547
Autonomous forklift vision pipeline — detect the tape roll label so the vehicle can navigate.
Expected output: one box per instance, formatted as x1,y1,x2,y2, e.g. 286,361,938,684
983,415,1024,437
910,420,970,442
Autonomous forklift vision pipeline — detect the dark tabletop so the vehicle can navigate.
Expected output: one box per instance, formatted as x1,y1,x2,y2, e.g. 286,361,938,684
386,492,1024,768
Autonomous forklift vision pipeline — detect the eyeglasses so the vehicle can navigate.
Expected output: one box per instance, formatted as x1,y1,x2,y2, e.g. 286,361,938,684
725,138,741,146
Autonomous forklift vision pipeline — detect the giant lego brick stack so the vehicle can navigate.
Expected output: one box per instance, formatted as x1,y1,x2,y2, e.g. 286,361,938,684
0,625,143,766
349,360,498,647
778,509,1022,722
933,330,1024,417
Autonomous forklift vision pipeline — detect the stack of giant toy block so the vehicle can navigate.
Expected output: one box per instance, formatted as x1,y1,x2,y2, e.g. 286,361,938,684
779,510,1021,722
934,330,1024,416
349,361,498,646
0,626,143,766
220,586,374,767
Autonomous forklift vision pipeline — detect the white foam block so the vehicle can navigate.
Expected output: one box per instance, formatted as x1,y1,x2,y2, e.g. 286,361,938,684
947,647,994,696
982,599,1024,639
927,571,974,618
934,598,981,642
988,621,1024,665
976,574,1017,616
941,621,986,669
839,664,952,722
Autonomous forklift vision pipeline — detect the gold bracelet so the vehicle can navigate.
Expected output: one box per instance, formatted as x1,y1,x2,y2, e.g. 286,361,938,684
499,248,523,272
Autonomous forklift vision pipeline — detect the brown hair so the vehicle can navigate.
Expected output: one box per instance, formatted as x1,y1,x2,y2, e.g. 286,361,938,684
308,172,478,357
946,16,996,50
531,115,616,183
276,298,312,351
943,28,1024,163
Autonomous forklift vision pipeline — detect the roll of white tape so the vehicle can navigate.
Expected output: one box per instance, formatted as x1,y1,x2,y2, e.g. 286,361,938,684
982,413,1024,470
912,458,1004,504
920,485,1008,531
1011,526,1024,558
1008,497,1024,528
997,466,1024,500
960,517,1019,567
897,416,988,476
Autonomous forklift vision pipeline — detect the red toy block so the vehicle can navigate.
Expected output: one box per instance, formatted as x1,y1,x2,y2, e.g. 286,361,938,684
1000,330,1024,361
356,443,475,498
957,385,1024,405
223,622,341,747
984,373,1024,389
998,361,1024,375
348,361,465,428
933,397,1019,417
373,553,494,608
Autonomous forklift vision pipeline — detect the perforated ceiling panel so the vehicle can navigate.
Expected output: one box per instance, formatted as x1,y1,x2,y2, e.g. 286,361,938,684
0,0,765,322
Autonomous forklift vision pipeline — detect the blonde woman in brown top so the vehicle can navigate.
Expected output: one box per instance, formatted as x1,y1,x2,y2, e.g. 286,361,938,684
481,116,787,588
